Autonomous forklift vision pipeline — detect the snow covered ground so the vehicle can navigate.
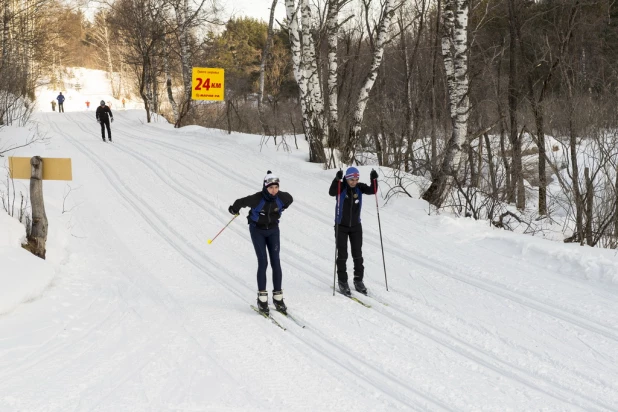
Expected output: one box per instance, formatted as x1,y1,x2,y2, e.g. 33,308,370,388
1,70,618,411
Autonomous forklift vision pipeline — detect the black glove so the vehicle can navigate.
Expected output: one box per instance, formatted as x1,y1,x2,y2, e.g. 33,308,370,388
370,170,378,180
111,117,114,123
335,170,343,180
228,205,239,215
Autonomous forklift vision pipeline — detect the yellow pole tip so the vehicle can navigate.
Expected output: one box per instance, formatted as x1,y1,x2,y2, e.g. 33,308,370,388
207,239,212,244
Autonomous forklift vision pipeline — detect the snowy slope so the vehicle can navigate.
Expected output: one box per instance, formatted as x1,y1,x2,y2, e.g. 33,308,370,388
0,71,618,411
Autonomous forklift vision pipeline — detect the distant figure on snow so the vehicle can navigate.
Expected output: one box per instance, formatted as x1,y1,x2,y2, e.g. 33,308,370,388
86,101,90,110
51,100,56,111
96,100,114,142
122,98,125,109
56,92,65,113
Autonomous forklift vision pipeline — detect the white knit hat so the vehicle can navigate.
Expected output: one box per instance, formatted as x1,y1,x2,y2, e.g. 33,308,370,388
263,170,280,188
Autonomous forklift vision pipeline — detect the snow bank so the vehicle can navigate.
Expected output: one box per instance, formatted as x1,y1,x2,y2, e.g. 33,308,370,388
0,210,55,315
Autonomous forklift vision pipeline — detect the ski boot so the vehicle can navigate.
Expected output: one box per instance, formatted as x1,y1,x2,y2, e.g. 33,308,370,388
338,281,351,297
102,137,106,142
353,279,367,295
257,291,269,315
272,290,287,314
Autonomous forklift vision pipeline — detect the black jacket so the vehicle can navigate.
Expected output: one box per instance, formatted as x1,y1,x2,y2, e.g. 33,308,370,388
232,190,293,230
329,178,376,227
96,105,113,122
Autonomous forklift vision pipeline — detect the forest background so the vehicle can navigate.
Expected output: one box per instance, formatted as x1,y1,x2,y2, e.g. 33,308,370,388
2,0,618,249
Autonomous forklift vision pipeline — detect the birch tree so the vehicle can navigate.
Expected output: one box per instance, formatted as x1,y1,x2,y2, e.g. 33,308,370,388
347,0,396,158
422,0,470,207
285,0,327,163
163,36,179,121
90,12,120,98
326,0,341,148
258,0,278,118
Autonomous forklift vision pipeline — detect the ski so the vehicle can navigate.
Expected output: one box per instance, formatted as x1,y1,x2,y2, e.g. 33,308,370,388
273,309,306,329
251,305,286,330
364,292,390,307
332,288,371,308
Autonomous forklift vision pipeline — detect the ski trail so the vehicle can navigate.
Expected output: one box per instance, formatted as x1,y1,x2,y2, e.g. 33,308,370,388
69,115,615,410
55,116,449,411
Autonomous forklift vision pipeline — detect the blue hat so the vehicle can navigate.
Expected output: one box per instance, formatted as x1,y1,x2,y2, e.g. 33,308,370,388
345,167,360,180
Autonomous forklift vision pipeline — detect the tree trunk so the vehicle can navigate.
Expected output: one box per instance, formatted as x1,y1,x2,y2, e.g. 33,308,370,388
285,0,326,163
614,167,618,248
175,0,193,127
430,0,441,178
569,109,582,243
484,132,497,197
164,39,179,122
584,167,593,246
29,156,47,259
258,0,278,122
326,0,339,150
104,26,117,98
348,0,395,155
422,0,470,207
507,0,524,209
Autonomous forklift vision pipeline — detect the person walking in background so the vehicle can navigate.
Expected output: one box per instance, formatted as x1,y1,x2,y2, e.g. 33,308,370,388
122,98,126,109
86,101,90,110
56,92,65,113
329,167,378,296
51,100,56,111
96,100,114,142
228,171,294,315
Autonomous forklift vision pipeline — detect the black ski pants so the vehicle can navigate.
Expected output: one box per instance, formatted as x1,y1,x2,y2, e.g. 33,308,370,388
249,224,282,291
100,119,111,140
335,223,364,283
58,103,64,113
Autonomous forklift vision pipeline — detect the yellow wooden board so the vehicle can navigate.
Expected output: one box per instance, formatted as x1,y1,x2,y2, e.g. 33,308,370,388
8,157,72,181
191,67,225,101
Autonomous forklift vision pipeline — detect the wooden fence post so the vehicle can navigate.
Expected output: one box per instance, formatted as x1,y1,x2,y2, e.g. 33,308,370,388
29,156,48,259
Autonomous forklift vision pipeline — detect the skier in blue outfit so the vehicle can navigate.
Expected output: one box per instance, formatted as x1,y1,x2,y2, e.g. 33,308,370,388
329,167,378,296
56,92,65,113
229,171,293,315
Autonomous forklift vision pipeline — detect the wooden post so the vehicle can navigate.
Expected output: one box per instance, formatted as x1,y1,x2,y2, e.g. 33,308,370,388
29,156,48,259
584,167,593,246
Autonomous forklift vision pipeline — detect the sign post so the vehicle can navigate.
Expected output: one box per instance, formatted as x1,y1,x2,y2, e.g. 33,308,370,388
191,68,225,101
9,156,72,259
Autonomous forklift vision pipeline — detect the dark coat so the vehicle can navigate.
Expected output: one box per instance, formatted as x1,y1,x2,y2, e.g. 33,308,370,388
232,190,293,230
329,179,377,226
96,105,113,122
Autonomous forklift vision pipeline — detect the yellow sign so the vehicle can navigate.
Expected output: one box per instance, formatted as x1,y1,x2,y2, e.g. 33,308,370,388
9,157,73,181
191,67,225,101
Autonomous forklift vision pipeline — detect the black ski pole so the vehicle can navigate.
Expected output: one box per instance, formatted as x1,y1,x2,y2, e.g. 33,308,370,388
372,169,388,291
333,175,342,296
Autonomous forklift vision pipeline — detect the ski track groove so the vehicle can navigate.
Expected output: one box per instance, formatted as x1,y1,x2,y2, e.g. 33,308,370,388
103,116,617,408
73,115,614,410
60,116,444,411
45,119,268,411
112,114,618,344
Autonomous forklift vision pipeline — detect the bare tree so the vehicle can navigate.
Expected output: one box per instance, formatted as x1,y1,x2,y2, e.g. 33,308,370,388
346,0,396,163
110,0,169,122
285,0,327,163
422,0,470,207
